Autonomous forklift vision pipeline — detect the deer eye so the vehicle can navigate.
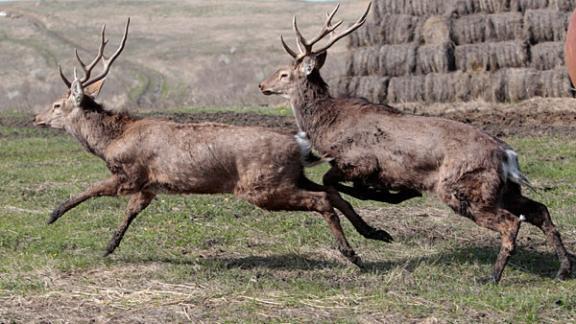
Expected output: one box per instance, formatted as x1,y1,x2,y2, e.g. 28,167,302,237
53,104,61,109
280,72,289,79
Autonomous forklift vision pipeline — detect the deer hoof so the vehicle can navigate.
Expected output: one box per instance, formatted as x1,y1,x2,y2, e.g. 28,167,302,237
556,268,571,281
478,276,499,285
47,209,63,224
366,229,394,243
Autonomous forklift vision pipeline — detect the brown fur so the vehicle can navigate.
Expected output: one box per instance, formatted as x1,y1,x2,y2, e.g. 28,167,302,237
260,38,573,284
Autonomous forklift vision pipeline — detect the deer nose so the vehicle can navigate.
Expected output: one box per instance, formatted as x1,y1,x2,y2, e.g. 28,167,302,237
258,83,263,90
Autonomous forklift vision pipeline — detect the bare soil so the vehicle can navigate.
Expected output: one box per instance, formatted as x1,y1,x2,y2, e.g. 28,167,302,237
4,99,576,137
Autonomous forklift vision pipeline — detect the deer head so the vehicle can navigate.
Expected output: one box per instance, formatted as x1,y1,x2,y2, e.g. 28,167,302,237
259,3,370,97
34,19,130,128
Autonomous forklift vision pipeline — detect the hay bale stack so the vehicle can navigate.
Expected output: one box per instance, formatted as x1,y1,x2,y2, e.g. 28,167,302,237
416,43,456,74
387,75,426,102
530,41,565,69
341,0,574,103
524,9,569,43
455,41,529,71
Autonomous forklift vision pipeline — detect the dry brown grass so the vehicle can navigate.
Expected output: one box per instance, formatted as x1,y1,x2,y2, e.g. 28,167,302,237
0,0,365,111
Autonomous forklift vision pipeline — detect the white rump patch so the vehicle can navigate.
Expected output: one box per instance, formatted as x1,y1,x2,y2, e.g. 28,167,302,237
501,149,532,189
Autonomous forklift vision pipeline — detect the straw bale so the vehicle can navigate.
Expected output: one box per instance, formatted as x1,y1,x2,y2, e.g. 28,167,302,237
498,68,571,100
510,0,549,11
348,46,379,76
455,41,529,72
381,14,421,44
378,0,453,16
353,76,390,103
549,0,575,11
530,41,565,70
524,9,570,43
485,13,525,42
349,45,417,77
423,72,490,102
377,44,418,76
387,75,426,102
349,22,380,48
421,16,452,44
452,15,487,44
350,15,422,47
416,43,456,74
452,0,511,14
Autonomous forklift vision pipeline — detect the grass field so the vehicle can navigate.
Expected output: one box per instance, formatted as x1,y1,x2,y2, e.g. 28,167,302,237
1,112,576,322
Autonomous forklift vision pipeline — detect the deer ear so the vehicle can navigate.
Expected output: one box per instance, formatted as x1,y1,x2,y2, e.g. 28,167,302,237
300,57,316,76
300,53,328,76
84,79,105,98
314,51,327,70
70,80,84,107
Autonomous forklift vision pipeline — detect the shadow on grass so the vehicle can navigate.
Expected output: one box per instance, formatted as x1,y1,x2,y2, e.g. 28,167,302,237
362,244,566,279
122,244,571,280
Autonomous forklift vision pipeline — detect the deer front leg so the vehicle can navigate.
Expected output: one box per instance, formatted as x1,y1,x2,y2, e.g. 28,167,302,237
320,168,393,242
49,176,120,224
104,191,155,256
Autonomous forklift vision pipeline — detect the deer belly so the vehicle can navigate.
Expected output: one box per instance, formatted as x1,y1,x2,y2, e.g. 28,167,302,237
148,165,238,194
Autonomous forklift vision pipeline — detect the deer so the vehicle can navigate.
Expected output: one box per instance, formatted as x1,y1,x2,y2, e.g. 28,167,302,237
33,18,405,266
258,3,573,283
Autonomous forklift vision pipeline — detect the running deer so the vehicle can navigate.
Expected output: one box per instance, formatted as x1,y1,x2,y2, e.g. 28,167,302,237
34,19,396,265
259,3,573,283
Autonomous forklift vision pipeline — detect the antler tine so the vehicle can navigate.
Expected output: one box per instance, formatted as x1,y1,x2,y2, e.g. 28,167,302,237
292,16,308,55
58,65,72,88
312,2,371,55
74,24,109,84
84,18,130,87
280,35,298,58
306,3,342,47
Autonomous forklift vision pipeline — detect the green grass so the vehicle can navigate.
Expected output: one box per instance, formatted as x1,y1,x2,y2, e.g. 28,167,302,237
0,121,575,322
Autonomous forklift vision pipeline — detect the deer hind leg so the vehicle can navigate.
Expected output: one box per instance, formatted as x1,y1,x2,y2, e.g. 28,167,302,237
300,176,393,243
440,189,521,283
49,176,121,224
503,195,572,280
104,191,156,256
473,209,522,283
239,188,362,267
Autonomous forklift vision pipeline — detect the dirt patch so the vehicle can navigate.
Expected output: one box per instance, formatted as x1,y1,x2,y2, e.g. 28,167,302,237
4,99,576,138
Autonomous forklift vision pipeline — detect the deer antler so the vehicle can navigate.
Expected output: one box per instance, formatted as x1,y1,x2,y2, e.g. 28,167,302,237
58,18,130,88
74,24,109,84
83,18,130,87
281,2,371,60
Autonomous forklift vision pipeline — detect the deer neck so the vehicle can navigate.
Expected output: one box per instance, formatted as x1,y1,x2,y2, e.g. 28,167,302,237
65,102,132,159
289,72,332,138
